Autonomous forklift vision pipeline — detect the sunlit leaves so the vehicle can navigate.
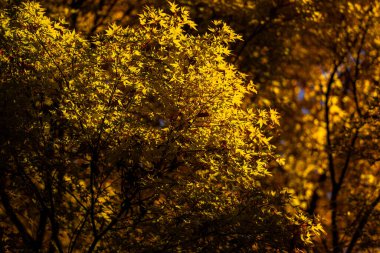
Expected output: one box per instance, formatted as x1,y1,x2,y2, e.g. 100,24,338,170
0,2,322,252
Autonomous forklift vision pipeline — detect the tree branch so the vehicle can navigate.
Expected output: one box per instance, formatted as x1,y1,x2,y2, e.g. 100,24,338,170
346,194,380,253
0,186,36,250
87,198,131,253
337,128,359,188
323,61,343,253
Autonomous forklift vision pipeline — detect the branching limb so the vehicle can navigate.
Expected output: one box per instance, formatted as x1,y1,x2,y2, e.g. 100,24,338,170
346,194,380,253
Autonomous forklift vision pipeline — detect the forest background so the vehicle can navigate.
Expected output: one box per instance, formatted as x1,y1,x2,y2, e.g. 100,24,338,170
0,0,379,252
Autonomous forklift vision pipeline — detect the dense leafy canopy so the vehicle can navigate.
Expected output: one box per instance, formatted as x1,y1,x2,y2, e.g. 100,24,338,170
0,2,326,252
1,0,380,252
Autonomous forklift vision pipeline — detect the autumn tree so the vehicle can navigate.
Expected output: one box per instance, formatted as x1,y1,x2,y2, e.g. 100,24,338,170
170,1,380,252
2,0,380,252
0,2,323,252
279,2,380,252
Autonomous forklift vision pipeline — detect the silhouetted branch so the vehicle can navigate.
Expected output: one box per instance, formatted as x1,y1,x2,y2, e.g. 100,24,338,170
346,194,380,253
